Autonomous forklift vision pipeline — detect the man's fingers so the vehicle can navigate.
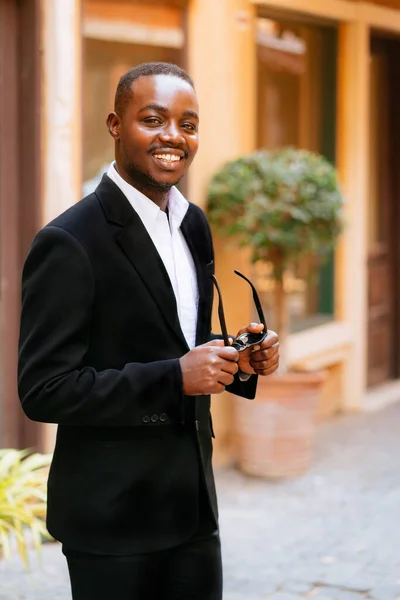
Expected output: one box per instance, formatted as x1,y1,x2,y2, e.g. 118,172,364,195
253,356,280,376
236,322,264,337
210,382,226,395
251,348,279,369
251,342,279,363
203,339,226,347
217,372,236,387
251,357,279,372
247,322,264,332
220,360,239,376
254,366,278,377
217,346,239,361
260,330,279,347
203,339,238,354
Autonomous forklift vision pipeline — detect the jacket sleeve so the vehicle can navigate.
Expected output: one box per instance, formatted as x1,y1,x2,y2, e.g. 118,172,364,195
18,226,184,427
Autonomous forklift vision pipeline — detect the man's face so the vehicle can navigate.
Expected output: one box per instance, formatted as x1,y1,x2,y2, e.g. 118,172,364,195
108,74,199,191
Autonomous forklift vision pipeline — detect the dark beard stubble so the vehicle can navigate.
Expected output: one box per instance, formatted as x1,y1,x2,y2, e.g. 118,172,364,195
124,159,183,192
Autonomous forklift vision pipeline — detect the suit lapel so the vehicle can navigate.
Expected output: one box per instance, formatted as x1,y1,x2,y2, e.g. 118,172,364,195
181,205,214,346
95,175,189,351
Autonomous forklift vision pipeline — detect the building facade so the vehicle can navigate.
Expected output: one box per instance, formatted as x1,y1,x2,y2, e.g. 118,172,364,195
1,0,400,464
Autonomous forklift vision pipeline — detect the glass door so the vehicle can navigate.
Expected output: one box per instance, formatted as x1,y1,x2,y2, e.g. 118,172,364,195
256,16,337,332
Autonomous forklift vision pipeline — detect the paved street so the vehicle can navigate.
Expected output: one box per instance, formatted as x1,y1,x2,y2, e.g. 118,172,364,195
0,402,399,600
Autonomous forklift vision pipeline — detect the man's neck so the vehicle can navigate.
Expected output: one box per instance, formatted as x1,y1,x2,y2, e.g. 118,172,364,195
128,180,170,212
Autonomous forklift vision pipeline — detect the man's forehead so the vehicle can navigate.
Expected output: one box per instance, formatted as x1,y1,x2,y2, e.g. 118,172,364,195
130,74,198,111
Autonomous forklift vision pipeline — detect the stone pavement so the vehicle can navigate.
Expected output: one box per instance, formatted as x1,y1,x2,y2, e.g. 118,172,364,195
0,402,399,600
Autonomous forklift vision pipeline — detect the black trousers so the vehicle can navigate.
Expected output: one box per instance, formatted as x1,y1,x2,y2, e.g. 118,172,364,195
63,532,222,600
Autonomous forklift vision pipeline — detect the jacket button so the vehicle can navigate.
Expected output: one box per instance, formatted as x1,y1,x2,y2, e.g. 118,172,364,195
159,413,167,422
142,415,150,424
151,414,159,423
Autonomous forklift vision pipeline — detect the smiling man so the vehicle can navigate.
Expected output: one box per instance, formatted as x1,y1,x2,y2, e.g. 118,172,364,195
18,62,279,600
107,68,199,208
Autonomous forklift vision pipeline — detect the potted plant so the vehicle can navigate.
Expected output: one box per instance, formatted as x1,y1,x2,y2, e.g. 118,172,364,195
0,448,52,565
206,147,344,478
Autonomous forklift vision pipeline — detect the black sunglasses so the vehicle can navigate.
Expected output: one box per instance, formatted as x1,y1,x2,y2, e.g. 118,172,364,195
211,270,268,352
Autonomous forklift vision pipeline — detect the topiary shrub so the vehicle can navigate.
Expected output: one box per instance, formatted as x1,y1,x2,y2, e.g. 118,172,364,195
207,147,344,364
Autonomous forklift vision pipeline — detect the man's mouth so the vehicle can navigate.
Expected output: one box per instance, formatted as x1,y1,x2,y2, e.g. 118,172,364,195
152,153,182,163
151,150,186,171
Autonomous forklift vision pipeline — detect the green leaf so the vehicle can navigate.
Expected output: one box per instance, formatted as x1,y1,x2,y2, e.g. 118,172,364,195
0,448,51,566
206,147,344,276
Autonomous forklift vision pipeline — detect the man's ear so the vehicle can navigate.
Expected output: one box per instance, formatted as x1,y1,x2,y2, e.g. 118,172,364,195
106,112,121,140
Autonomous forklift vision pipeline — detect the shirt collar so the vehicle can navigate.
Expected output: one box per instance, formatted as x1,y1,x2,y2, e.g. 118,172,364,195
107,162,189,232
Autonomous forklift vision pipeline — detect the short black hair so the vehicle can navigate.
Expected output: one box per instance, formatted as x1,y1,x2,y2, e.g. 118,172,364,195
114,62,195,116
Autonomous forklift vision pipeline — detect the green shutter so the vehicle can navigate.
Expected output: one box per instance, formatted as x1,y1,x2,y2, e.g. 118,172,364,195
318,27,337,316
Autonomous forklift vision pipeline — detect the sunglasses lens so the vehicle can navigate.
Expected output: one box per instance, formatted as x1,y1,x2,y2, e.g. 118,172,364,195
249,332,267,344
235,331,267,348
232,339,247,351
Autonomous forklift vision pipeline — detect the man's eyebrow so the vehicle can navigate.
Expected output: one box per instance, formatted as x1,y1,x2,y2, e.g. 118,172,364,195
138,104,168,114
138,104,199,120
183,110,199,120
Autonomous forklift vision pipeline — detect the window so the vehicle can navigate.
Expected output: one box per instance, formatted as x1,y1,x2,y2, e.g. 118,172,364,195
82,0,186,195
256,16,337,332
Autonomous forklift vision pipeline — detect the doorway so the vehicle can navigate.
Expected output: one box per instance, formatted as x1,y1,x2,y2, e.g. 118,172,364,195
367,35,400,387
255,16,337,333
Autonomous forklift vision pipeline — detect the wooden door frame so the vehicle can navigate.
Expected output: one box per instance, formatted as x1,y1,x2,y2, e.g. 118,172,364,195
387,37,400,377
367,33,400,383
0,0,42,449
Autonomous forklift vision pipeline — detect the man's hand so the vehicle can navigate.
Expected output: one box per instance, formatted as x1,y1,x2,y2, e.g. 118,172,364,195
180,340,239,396
235,324,279,376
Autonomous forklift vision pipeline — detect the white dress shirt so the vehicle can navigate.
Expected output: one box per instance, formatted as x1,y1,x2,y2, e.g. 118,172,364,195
107,163,199,349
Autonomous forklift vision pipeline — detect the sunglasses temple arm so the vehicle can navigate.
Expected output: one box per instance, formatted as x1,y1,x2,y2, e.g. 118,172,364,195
211,275,231,347
234,270,268,334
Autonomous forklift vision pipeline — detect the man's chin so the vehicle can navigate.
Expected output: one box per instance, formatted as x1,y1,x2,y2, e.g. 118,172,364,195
124,162,183,192
147,174,182,191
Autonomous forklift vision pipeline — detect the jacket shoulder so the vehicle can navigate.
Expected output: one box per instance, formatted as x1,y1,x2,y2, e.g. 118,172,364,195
46,193,99,231
40,193,104,248
187,201,208,222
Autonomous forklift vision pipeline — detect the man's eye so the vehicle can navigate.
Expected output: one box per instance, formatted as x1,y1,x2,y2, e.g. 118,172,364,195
143,117,161,125
182,123,197,132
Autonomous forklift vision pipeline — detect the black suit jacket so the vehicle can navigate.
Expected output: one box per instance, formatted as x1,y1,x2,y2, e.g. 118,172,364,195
18,175,257,555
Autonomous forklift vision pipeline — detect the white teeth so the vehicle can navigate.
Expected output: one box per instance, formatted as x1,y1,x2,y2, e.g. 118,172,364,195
154,154,181,162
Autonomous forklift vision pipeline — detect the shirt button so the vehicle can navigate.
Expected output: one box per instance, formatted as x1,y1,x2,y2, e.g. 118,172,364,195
142,415,150,424
151,414,159,423
159,413,167,422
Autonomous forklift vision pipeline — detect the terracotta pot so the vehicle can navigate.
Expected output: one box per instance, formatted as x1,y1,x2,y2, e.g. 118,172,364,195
233,371,326,479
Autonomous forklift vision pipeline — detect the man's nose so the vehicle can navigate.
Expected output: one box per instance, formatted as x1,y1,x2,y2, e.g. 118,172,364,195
158,122,185,144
